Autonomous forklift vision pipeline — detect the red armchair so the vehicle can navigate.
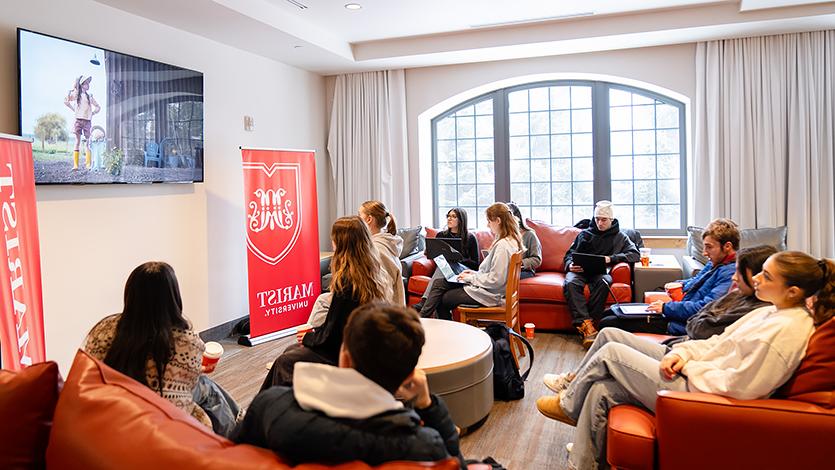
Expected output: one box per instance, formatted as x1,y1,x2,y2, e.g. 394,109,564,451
407,220,633,330
607,317,835,470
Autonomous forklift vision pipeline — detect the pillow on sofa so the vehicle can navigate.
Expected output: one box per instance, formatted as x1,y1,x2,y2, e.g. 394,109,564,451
0,361,62,469
775,317,835,408
397,226,422,259
526,219,581,272
687,225,788,265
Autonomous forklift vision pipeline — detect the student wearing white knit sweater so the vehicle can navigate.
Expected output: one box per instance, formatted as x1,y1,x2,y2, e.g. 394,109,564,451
536,251,835,470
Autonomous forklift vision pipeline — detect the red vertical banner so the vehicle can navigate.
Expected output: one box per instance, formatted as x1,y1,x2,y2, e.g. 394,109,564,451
241,148,320,343
0,134,45,369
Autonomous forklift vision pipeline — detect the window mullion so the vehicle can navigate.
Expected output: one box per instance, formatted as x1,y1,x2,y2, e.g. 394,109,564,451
494,89,510,202
592,83,611,203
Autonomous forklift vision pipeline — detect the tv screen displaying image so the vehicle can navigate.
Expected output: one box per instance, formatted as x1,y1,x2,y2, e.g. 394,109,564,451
18,29,204,184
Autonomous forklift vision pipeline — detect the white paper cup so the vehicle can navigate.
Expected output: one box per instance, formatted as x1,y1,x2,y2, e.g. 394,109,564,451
202,341,223,373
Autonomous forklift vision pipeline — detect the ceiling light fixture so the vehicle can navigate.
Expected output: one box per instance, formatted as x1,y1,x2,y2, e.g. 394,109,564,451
344,3,362,10
470,11,594,29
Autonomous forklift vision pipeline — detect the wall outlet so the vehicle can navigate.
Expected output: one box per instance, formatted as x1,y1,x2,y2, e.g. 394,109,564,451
244,115,255,131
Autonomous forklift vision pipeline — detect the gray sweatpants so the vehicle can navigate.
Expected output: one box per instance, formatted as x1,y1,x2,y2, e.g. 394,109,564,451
560,328,689,470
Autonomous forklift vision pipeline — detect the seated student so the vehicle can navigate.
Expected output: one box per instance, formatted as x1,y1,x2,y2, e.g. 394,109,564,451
673,244,777,343
233,303,465,469
359,200,405,305
261,216,389,389
536,251,835,470
82,261,241,435
411,207,480,312
563,201,640,347
419,202,523,320
507,202,542,279
597,217,740,336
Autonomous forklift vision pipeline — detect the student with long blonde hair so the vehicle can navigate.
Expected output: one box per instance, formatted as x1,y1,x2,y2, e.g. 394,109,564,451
536,251,835,470
261,216,390,389
420,202,523,320
359,200,405,305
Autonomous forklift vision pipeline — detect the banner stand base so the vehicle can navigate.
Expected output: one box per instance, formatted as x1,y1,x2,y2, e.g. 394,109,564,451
237,326,296,347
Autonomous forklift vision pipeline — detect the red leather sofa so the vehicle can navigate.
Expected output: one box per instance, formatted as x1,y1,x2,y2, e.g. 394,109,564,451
606,317,835,470
407,219,633,330
0,350,462,470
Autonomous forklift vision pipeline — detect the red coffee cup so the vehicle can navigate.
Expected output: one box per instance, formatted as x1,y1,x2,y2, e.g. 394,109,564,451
666,282,684,302
202,341,223,373
524,322,535,339
297,323,313,343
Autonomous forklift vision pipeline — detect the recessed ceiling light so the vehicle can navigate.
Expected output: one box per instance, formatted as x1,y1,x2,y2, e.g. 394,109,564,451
344,3,362,10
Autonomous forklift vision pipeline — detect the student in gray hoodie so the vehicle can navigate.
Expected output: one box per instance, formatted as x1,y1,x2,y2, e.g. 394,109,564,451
360,200,405,305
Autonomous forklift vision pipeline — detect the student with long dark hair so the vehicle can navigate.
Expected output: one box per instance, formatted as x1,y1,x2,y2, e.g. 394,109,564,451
359,200,405,305
261,216,389,389
411,207,480,312
83,262,232,431
506,202,542,279
536,251,835,470
419,203,523,320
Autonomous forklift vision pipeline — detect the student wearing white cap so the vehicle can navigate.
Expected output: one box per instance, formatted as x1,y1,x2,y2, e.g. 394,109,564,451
562,201,640,348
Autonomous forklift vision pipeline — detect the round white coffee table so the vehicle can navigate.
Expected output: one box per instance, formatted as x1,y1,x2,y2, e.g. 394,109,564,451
418,318,494,429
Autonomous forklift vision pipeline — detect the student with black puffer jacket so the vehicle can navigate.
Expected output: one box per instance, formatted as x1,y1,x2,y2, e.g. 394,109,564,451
233,303,465,469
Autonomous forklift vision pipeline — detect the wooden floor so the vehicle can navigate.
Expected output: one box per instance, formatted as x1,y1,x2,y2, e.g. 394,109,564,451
212,331,586,470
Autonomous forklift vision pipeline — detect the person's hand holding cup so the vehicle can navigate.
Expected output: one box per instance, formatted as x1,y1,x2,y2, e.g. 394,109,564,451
201,341,224,374
665,282,684,301
296,323,313,344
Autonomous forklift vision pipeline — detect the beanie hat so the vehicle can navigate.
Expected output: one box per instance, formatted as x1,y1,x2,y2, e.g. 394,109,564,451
594,200,614,219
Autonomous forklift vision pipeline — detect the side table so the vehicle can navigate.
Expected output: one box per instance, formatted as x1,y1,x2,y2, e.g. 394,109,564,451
633,255,683,302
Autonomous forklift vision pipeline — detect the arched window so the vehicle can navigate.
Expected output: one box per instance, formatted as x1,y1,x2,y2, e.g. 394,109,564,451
431,80,686,234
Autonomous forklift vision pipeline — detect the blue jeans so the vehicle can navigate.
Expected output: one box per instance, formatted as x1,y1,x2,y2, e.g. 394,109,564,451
560,328,688,470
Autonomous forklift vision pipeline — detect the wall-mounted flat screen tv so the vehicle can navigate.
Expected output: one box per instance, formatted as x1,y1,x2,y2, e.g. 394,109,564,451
18,29,204,184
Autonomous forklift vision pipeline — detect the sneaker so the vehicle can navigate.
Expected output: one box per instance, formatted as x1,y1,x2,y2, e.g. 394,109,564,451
535,391,577,426
543,372,575,393
411,300,425,313
577,319,598,349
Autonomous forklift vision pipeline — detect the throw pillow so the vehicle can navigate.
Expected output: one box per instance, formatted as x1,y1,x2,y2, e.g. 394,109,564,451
0,361,62,468
397,226,422,259
526,219,581,272
687,225,788,266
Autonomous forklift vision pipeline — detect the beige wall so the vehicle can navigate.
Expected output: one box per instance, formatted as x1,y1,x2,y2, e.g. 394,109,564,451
403,43,697,226
0,0,329,374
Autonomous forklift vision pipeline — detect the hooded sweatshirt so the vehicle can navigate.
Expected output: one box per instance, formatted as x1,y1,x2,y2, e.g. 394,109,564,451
373,232,405,305
231,362,464,468
563,218,640,268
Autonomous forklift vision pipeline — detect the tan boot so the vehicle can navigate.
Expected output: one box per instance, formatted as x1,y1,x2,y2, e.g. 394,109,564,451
536,392,577,426
577,319,598,349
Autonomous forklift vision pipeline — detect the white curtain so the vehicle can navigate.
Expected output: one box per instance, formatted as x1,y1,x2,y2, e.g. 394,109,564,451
694,30,834,257
327,70,410,223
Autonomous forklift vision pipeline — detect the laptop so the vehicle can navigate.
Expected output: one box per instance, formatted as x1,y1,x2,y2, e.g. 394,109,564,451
611,303,663,318
433,255,467,284
572,252,608,276
425,238,465,264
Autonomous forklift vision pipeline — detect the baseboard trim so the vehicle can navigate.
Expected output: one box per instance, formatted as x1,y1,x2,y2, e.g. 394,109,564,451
199,315,247,342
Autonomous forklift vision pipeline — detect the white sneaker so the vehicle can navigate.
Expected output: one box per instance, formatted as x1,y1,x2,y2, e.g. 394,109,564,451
566,442,574,453
544,372,574,393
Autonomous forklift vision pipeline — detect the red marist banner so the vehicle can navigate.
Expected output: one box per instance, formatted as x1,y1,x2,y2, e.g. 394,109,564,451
0,134,45,369
240,148,320,345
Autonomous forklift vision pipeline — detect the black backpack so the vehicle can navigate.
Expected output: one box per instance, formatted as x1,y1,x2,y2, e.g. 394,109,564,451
485,323,534,401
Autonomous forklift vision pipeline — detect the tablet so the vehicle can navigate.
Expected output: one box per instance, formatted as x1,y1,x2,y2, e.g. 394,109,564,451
572,252,608,276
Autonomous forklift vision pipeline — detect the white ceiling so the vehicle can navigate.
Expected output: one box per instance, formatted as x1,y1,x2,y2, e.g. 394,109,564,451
260,0,731,43
94,0,835,74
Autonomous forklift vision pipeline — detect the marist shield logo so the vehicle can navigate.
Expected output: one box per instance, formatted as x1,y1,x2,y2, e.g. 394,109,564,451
242,161,303,266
